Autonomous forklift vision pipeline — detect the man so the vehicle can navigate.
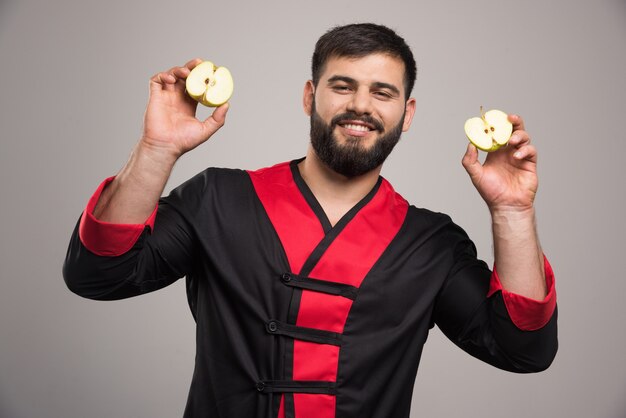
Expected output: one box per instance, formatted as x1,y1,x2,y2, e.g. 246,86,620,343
63,23,557,418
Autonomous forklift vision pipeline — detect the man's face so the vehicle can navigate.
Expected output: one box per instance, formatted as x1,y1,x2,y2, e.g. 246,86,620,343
305,53,416,177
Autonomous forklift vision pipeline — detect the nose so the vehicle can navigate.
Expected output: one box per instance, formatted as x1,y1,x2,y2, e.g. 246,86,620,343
346,87,373,115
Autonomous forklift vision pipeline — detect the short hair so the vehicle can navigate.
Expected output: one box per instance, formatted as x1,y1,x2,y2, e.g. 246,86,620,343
311,23,417,98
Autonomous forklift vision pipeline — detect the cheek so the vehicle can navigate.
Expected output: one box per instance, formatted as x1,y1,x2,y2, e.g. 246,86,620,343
380,106,405,127
317,99,345,121
327,97,347,112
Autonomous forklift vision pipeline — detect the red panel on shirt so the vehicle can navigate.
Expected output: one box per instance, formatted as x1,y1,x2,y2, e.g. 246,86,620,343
248,162,327,418
249,164,408,418
79,176,158,256
307,180,408,286
278,395,285,418
294,394,335,418
296,291,352,333
247,162,325,274
293,341,339,381
487,255,557,331
293,179,407,417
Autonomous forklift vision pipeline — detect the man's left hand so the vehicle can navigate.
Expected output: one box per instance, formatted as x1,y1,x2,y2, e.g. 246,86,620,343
462,114,538,212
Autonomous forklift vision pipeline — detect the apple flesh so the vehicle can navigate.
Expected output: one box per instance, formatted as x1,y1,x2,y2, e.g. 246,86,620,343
464,107,512,152
186,61,233,107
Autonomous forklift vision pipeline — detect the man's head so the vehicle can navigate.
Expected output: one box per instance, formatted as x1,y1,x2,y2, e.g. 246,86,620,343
304,23,417,178
311,23,417,99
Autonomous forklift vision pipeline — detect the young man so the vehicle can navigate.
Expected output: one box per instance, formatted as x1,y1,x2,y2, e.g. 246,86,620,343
64,23,557,418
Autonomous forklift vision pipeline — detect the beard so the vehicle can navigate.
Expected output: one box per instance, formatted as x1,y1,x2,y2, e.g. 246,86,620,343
309,100,405,178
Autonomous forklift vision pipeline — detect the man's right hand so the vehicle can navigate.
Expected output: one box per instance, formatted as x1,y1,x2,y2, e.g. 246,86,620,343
91,59,229,224
141,58,230,161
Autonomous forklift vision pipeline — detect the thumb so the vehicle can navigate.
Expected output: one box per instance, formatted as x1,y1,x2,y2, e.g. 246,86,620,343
461,142,483,183
202,102,230,137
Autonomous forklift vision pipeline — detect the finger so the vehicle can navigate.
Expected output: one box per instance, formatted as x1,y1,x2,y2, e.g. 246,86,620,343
155,71,177,84
508,113,525,132
159,66,190,92
152,60,201,94
163,65,191,80
172,66,191,80
201,102,230,137
461,142,483,182
513,144,537,163
508,129,531,148
160,69,181,92
149,71,176,93
185,58,204,71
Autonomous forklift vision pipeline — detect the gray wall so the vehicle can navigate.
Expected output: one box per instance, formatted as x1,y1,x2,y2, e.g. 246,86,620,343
1,0,625,417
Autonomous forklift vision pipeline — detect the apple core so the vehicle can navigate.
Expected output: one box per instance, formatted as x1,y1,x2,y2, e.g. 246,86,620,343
185,60,234,107
464,107,512,152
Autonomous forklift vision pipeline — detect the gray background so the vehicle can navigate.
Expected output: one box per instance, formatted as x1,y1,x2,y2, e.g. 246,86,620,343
1,0,625,417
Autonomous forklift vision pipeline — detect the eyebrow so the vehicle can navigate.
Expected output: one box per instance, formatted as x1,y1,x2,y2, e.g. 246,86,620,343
327,75,401,96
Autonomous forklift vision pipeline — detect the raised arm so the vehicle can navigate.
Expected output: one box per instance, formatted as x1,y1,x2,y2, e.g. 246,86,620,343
431,115,557,372
94,58,229,224
63,59,229,300
462,114,546,300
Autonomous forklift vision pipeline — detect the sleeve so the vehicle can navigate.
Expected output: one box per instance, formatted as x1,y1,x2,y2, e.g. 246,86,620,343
432,223,558,373
62,175,204,301
77,176,158,257
487,256,557,331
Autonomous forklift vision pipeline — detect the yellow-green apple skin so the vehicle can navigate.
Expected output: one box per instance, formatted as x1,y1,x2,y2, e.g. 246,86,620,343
185,61,234,107
464,108,513,152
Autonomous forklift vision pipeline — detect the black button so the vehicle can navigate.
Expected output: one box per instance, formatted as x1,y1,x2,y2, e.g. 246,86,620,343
256,381,265,392
267,321,278,332
280,273,291,282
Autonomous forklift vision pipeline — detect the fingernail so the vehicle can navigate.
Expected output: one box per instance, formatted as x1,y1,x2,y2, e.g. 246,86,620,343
514,151,522,158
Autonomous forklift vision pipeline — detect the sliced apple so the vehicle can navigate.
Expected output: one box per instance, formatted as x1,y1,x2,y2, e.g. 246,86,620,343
186,61,234,107
464,107,513,152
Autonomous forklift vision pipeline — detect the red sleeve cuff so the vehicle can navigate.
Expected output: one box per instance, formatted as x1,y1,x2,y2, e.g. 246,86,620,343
78,176,158,256
487,255,556,331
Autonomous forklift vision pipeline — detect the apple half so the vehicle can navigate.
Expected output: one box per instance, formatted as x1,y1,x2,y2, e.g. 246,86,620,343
186,61,233,107
464,107,512,152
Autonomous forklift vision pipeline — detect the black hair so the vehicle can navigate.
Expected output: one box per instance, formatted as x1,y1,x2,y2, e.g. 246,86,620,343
311,23,417,98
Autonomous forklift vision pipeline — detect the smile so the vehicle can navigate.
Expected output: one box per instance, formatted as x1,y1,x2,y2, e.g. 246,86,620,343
336,119,380,137
342,123,372,132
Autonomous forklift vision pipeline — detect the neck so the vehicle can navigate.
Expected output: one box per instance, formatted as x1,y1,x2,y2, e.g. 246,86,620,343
298,146,381,225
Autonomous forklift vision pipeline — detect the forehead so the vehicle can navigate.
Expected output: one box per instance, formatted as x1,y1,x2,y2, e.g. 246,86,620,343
319,53,406,89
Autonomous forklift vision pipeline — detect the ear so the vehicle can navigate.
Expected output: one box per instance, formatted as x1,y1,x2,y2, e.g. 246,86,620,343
402,97,417,132
303,80,315,116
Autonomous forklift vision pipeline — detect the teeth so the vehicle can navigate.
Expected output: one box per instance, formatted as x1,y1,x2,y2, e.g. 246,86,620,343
344,124,370,132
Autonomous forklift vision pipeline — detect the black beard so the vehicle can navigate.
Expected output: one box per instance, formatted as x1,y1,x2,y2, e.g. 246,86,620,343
309,101,405,178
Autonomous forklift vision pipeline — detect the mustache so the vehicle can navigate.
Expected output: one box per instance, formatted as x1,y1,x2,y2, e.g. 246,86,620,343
330,112,384,132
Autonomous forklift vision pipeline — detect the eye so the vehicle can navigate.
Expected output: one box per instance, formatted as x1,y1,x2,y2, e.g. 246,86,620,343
374,90,393,99
332,85,351,93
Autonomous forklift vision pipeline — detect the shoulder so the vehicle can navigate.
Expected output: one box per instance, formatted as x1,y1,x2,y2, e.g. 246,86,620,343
382,180,454,232
406,204,452,225
167,166,248,199
392,200,474,251
159,166,252,216
382,177,461,233
246,160,294,187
